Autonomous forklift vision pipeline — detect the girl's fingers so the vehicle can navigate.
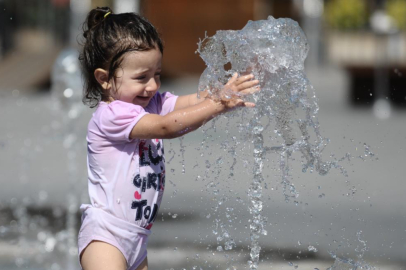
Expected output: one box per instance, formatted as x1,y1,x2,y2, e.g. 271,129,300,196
228,99,255,108
236,80,259,92
226,72,239,86
240,85,260,95
235,74,254,85
243,102,256,107
221,73,259,109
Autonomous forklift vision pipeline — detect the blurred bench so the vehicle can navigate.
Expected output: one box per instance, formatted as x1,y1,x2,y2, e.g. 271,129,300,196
326,31,406,106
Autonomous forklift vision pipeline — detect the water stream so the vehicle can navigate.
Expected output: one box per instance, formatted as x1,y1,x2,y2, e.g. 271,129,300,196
196,16,375,269
51,48,85,269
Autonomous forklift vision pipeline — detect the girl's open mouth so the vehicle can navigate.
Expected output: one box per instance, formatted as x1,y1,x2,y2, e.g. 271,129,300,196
137,96,149,100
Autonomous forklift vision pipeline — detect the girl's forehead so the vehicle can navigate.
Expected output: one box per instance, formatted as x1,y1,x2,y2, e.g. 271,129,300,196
121,49,162,68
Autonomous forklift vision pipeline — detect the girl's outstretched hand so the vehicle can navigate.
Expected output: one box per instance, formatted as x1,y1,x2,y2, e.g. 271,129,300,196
215,73,260,108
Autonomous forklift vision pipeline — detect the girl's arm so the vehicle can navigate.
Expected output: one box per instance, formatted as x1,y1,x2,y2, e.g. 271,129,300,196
173,91,209,111
130,73,259,140
131,98,224,139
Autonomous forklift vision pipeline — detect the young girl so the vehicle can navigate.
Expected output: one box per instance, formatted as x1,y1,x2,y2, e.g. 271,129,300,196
77,7,259,270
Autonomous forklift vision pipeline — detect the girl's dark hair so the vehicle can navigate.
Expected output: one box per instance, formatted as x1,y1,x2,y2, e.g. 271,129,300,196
79,7,164,107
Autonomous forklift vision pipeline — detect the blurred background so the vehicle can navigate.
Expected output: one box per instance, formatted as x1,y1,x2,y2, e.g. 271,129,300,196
0,0,405,269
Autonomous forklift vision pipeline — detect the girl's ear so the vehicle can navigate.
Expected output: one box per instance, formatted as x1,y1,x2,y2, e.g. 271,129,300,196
94,68,111,90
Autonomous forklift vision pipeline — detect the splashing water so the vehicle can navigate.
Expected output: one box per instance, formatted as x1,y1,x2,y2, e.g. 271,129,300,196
196,16,343,269
328,252,376,270
325,231,375,270
197,16,334,177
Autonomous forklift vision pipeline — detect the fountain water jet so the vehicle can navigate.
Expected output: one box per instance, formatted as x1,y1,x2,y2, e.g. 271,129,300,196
196,16,351,269
51,48,85,270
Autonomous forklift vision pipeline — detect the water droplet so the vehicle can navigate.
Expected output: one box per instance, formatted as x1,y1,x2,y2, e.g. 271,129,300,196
12,89,20,97
45,237,56,252
63,88,73,98
38,190,48,202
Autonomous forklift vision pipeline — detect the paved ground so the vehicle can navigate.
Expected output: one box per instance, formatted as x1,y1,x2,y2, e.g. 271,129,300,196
0,65,405,269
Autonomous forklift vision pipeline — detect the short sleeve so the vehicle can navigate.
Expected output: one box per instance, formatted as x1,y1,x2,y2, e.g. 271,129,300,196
95,101,148,142
146,92,178,116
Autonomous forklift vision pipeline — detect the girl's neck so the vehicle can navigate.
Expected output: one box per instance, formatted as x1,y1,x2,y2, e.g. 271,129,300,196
105,97,115,104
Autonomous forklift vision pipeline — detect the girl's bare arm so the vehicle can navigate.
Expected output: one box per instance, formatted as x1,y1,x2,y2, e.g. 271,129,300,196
130,73,259,140
130,98,224,139
173,91,209,111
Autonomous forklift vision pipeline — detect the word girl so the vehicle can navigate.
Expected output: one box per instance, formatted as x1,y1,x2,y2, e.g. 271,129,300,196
77,7,260,270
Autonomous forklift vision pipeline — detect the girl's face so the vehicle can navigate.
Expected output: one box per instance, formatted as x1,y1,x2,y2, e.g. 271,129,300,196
110,48,162,107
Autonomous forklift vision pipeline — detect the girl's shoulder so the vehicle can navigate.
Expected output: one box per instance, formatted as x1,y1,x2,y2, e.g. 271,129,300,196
89,101,149,142
92,100,147,124
145,91,178,115
96,100,144,114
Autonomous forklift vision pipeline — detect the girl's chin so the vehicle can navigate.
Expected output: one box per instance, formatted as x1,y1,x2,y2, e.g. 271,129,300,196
133,96,151,106
136,96,150,101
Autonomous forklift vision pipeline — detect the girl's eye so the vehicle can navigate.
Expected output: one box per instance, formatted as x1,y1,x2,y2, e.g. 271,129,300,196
135,76,146,80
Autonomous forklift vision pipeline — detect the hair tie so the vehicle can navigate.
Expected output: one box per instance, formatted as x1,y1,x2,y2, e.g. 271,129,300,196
104,12,111,19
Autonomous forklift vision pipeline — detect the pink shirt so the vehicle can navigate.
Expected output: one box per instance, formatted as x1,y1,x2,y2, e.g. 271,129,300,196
83,92,178,230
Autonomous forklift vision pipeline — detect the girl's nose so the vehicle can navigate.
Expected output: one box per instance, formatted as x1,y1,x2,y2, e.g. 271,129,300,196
146,77,160,92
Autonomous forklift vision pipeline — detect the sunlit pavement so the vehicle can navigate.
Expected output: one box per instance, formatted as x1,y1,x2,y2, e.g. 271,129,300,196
0,65,405,269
